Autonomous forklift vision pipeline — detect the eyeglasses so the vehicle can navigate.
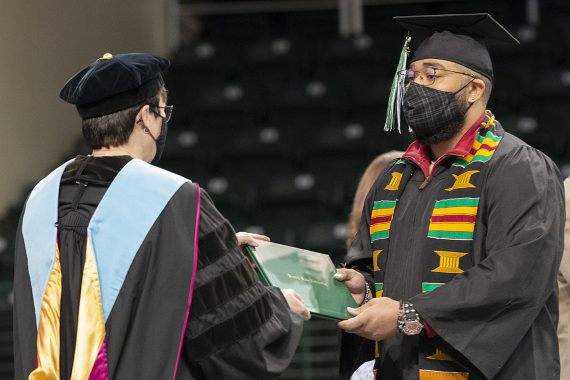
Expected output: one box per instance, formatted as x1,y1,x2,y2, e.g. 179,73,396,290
399,67,475,87
150,105,173,122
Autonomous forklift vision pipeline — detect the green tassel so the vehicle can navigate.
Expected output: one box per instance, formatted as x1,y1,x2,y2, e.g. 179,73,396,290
384,35,411,133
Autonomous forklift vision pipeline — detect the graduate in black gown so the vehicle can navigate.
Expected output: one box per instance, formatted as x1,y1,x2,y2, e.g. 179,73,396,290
13,53,308,380
336,14,565,379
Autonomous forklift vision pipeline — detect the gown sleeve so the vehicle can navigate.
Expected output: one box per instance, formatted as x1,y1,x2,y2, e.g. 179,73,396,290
410,145,565,379
182,190,303,379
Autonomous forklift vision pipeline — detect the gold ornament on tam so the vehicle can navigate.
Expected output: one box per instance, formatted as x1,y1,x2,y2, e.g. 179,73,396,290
97,53,113,61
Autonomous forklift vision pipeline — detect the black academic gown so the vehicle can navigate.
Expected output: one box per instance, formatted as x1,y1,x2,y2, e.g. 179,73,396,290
338,320,375,380
348,133,564,379
13,155,303,380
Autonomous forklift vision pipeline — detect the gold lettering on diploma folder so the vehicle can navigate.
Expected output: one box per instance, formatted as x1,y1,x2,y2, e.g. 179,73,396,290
287,273,327,287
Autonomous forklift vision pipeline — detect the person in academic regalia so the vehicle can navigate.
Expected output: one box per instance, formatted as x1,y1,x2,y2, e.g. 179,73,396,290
335,14,565,379
13,52,309,380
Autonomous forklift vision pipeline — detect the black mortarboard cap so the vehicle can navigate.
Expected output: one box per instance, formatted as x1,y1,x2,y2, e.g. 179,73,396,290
394,13,519,81
60,52,170,119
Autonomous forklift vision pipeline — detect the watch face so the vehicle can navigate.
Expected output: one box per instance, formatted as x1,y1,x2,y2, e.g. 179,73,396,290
403,321,423,335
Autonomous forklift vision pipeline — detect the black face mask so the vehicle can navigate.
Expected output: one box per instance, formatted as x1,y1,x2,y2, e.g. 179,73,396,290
402,81,473,145
150,119,168,166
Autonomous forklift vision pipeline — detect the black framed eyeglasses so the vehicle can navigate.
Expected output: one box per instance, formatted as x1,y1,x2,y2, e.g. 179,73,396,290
398,67,475,86
150,105,173,123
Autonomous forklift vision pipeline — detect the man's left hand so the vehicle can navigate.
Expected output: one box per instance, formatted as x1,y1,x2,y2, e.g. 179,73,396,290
337,297,400,341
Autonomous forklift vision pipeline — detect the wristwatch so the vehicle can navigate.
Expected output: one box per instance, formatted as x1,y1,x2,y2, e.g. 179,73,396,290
398,301,424,335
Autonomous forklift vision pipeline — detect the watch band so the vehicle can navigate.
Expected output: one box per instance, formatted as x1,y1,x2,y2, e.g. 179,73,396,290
398,300,424,335
361,282,372,305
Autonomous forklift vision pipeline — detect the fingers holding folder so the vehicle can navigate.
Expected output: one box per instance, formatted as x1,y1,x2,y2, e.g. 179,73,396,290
333,268,366,305
282,289,311,321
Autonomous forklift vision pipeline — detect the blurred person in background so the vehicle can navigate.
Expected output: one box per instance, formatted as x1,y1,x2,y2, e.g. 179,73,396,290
559,177,570,379
339,151,403,380
13,52,308,380
335,14,564,379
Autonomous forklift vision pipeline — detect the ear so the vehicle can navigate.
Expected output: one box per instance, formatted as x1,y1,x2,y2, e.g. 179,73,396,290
467,78,485,103
136,105,150,125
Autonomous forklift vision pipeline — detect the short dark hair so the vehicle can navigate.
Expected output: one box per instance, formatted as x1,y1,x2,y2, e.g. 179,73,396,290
81,91,161,149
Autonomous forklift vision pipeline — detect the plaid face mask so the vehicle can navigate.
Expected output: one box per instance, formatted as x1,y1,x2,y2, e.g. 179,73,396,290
403,81,472,144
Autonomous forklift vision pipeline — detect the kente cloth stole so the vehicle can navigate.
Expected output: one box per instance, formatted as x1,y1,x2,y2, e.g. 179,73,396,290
369,111,503,379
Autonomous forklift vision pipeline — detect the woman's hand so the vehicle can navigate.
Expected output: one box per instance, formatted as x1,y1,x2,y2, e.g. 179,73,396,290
281,289,311,321
236,232,270,247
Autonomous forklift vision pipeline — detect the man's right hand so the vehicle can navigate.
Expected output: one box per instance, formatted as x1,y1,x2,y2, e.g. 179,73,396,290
333,268,366,304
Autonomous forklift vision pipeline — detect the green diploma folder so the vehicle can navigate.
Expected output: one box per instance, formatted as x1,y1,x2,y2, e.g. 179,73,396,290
246,240,358,320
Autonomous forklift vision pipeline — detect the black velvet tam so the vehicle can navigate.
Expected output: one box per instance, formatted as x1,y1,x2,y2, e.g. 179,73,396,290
394,13,519,81
59,52,169,119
